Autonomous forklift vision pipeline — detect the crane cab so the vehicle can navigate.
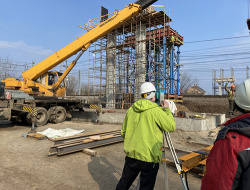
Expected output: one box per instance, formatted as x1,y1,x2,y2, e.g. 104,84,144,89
36,71,66,97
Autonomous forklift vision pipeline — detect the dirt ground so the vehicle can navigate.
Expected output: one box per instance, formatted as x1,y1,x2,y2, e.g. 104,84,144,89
182,96,229,114
0,119,218,190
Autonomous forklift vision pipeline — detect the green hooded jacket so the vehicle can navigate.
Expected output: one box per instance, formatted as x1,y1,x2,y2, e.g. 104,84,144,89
121,99,176,163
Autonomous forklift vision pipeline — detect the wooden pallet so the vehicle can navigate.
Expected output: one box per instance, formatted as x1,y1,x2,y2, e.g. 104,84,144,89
165,94,183,103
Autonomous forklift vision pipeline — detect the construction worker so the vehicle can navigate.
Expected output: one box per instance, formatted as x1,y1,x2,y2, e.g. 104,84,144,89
116,82,176,190
168,32,175,48
49,76,55,85
201,79,250,190
225,83,235,116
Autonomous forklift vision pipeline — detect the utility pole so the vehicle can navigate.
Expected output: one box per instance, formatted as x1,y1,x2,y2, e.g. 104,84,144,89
247,66,249,79
212,69,216,95
215,68,234,95
25,64,28,71
78,70,81,95
60,63,63,73
218,68,224,95
231,67,234,83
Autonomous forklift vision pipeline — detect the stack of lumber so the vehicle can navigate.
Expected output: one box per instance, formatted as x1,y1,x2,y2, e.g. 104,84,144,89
48,130,123,156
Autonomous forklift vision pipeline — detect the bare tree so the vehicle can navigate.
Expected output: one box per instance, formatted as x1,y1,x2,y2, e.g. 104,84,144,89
0,57,19,81
180,72,198,94
66,76,78,95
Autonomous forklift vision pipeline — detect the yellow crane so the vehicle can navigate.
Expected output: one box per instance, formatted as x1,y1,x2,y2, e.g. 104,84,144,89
2,0,158,97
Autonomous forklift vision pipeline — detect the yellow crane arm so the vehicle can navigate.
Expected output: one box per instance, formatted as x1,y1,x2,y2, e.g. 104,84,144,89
22,0,158,81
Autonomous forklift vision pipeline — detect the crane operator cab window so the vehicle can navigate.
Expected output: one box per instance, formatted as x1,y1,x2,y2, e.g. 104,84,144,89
48,74,57,85
48,75,55,85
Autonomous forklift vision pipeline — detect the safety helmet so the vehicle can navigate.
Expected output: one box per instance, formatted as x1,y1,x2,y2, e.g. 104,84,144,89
235,79,250,111
231,84,235,89
140,82,156,99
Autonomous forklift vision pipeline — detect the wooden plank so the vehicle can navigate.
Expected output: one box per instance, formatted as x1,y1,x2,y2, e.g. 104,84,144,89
54,129,120,141
33,134,47,140
27,134,37,138
27,133,47,140
83,148,97,156
178,145,213,172
53,130,120,145
178,152,202,172
199,159,207,176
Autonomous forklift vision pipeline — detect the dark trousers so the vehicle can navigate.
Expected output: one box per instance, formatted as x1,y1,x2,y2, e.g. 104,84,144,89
116,156,159,190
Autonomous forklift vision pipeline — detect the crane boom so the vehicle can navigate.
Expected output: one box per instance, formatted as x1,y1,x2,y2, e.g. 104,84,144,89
22,0,157,81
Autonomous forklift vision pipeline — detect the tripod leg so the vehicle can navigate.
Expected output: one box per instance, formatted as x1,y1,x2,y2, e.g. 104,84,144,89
162,136,169,190
164,132,189,190
136,173,140,190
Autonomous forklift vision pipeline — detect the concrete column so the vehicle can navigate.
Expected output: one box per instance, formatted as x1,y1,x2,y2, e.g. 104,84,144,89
134,24,146,101
106,31,116,108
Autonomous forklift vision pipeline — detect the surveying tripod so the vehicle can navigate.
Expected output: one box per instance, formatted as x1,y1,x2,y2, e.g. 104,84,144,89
136,131,189,190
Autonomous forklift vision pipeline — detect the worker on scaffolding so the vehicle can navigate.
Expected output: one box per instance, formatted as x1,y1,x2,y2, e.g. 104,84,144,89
201,79,250,190
168,32,175,48
225,83,235,116
116,82,176,190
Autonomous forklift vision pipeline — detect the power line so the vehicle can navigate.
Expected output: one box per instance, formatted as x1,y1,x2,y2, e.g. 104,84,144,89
182,55,250,65
181,42,250,53
184,35,250,44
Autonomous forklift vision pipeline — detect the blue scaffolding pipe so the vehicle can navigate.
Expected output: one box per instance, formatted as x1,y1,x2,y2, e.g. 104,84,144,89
177,46,180,95
170,45,174,94
144,40,181,95
155,47,159,89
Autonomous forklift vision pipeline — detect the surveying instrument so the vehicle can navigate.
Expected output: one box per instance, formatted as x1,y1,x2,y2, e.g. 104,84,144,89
136,131,189,190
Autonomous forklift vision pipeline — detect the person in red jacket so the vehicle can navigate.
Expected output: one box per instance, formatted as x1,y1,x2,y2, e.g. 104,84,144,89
201,79,250,190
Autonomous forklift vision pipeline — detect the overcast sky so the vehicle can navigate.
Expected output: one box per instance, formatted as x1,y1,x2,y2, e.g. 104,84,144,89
0,0,249,94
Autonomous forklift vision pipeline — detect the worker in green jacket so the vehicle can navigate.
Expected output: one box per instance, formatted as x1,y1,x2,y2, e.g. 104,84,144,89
116,82,176,190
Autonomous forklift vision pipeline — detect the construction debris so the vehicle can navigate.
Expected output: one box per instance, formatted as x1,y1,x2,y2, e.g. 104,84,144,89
48,130,123,156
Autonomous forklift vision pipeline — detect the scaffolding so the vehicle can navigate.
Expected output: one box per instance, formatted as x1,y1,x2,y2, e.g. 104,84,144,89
88,5,183,108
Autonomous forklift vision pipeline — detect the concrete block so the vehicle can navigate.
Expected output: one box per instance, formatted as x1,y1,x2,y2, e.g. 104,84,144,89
100,112,125,124
175,114,225,131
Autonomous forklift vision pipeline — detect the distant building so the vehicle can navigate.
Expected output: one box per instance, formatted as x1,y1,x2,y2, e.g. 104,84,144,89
185,84,206,95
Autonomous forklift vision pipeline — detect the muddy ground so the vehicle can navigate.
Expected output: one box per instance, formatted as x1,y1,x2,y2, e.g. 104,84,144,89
0,119,218,190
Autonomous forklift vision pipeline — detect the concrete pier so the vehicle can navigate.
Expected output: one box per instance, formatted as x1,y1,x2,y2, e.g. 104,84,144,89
106,31,116,109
